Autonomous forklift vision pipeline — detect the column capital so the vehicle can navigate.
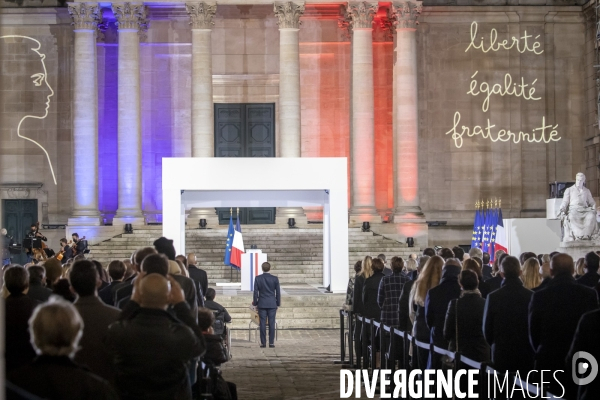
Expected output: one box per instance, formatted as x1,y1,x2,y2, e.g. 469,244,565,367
338,6,352,40
112,2,148,32
185,2,217,30
391,1,423,30
274,2,305,29
67,3,101,31
346,2,378,30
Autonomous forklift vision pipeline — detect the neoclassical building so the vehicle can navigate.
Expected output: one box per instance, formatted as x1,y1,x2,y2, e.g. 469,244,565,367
0,0,594,246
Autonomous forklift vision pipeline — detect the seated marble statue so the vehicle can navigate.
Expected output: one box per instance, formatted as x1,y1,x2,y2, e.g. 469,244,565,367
557,172,598,241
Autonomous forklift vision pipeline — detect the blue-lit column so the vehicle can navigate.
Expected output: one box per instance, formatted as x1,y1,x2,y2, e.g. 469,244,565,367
68,3,102,225
112,2,146,225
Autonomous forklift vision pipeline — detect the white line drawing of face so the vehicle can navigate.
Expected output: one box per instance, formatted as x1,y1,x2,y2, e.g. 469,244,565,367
0,35,56,185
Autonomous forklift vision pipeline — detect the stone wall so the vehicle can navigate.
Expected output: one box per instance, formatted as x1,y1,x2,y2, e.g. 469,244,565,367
0,4,590,246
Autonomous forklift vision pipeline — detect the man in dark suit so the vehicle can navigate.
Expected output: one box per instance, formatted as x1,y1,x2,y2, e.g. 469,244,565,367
577,251,600,288
113,247,156,306
567,309,600,400
26,265,52,303
205,288,231,323
72,233,87,256
181,253,208,304
425,258,462,369
529,253,599,399
252,262,281,348
71,260,121,384
99,260,126,306
481,252,493,281
483,255,534,374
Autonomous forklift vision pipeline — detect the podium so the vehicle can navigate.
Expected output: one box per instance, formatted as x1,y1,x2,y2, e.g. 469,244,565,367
241,249,267,291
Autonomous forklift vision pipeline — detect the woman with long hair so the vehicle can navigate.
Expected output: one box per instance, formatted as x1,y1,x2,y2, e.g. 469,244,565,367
352,256,373,366
409,255,443,370
522,257,541,290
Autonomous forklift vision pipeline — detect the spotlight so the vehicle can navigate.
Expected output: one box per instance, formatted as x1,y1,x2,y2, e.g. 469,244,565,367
406,237,415,247
124,223,133,234
199,219,207,229
362,222,370,232
288,218,296,228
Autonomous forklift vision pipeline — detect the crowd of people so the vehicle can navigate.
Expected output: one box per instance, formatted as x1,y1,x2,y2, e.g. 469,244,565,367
345,247,600,400
3,237,236,400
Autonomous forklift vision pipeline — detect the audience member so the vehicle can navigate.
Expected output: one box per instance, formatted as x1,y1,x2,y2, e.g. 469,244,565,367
362,258,385,321
92,260,110,291
425,258,462,369
52,278,76,302
529,253,599,398
422,248,436,257
378,253,392,276
405,257,418,281
7,298,118,399
114,247,157,306
187,252,209,298
575,257,586,279
99,260,126,306
26,265,52,302
409,255,443,370
107,268,206,400
167,259,200,314
534,255,552,292
577,251,600,288
5,265,38,371
122,258,135,280
452,246,465,262
468,247,483,260
462,258,491,298
70,260,121,384
205,288,232,323
483,256,534,374
344,261,361,312
486,252,507,292
42,257,63,290
481,252,492,281
400,256,427,334
444,270,490,363
438,248,455,261
522,257,542,290
519,252,537,265
567,308,600,400
377,257,408,327
153,236,176,260
353,256,372,365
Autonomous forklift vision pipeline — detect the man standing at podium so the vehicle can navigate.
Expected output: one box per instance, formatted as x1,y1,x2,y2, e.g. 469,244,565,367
252,262,281,348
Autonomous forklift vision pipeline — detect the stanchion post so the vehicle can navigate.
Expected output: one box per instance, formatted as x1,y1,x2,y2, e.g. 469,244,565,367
370,321,376,369
348,312,354,368
362,319,369,369
379,324,386,369
389,329,397,374
334,309,345,364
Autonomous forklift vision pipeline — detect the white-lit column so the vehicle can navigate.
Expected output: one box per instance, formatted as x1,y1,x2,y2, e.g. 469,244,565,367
391,1,423,221
186,2,219,227
113,2,146,224
348,2,379,225
274,1,306,224
68,3,102,226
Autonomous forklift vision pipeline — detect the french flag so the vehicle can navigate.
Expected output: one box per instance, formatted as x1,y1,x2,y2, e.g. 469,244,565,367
494,208,508,256
230,218,245,269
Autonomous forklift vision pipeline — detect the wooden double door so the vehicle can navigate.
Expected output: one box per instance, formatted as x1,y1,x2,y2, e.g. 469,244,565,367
214,103,276,225
2,199,37,265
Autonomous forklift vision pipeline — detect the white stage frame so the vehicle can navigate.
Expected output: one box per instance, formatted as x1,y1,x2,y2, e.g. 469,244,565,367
162,157,349,293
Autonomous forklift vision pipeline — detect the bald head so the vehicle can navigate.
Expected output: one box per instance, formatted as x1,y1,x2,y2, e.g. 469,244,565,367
551,253,574,277
139,273,170,310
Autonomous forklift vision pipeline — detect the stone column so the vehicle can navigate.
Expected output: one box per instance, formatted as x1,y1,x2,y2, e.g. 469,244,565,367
391,1,423,221
274,2,307,225
347,2,379,225
186,2,219,228
67,3,102,226
112,2,147,225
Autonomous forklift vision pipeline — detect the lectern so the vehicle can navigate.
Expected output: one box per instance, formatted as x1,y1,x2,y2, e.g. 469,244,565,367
241,249,267,291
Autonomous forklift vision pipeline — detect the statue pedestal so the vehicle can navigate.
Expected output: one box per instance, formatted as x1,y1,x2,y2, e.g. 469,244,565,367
557,240,600,260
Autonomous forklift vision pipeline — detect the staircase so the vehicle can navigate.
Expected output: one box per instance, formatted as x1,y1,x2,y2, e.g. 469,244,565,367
89,226,417,284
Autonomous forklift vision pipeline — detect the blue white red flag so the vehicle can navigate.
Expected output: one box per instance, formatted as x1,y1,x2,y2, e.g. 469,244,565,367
230,218,245,269
494,208,507,257
223,215,234,266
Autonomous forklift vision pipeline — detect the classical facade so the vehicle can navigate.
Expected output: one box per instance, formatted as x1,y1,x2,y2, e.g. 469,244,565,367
0,0,591,246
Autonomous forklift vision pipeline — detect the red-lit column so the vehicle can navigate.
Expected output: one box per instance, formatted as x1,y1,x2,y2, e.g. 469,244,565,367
391,1,423,221
347,2,379,225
